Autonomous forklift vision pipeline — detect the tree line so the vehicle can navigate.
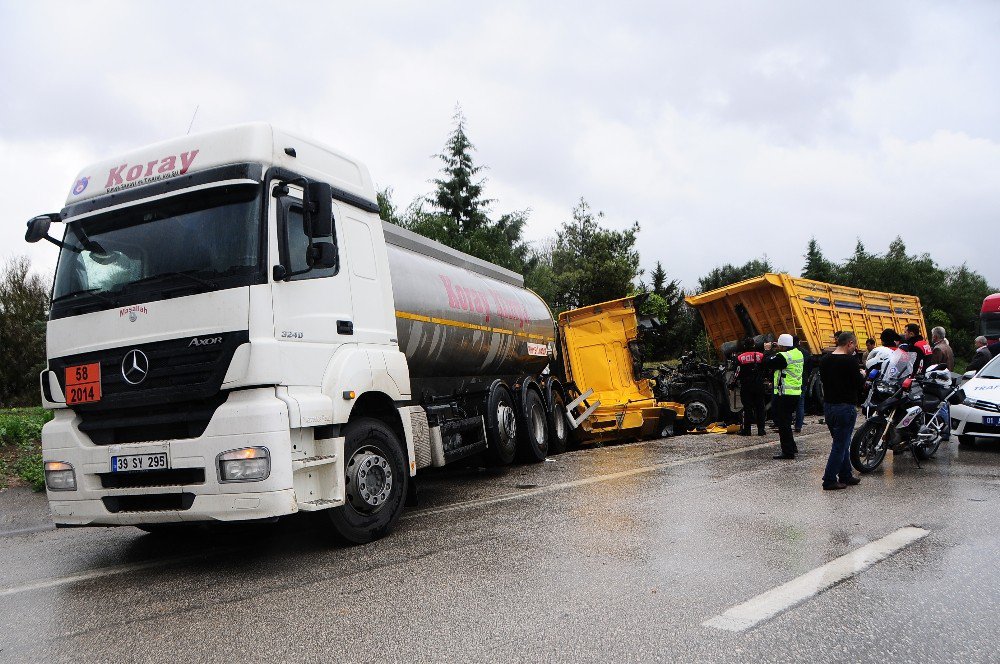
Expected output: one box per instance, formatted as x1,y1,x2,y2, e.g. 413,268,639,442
380,106,997,364
1,108,995,405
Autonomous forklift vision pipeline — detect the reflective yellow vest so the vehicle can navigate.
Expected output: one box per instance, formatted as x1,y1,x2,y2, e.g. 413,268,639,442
774,347,804,396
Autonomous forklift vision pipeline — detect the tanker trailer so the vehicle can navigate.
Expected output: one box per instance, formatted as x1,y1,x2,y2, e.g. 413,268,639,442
383,221,572,467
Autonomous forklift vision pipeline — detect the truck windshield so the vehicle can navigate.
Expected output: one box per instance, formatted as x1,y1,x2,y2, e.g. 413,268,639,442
981,314,1000,340
51,183,262,318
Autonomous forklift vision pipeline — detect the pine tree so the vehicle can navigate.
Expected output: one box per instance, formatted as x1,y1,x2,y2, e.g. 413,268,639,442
398,106,531,273
801,237,835,283
650,261,668,296
427,106,493,236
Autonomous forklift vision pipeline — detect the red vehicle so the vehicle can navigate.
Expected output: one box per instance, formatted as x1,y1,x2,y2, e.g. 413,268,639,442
982,294,1000,343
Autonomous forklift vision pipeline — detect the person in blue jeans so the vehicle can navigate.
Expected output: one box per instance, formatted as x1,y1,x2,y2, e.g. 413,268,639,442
818,331,865,490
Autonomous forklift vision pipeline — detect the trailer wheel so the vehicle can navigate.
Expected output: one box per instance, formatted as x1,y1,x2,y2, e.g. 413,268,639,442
325,417,407,544
680,388,719,428
484,383,518,465
517,388,549,463
547,390,570,455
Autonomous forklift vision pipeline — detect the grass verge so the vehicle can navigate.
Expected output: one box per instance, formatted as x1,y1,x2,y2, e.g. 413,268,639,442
0,408,53,491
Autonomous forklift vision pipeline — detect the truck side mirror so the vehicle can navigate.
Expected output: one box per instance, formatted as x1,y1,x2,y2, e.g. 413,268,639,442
307,241,338,270
305,182,333,237
25,214,57,243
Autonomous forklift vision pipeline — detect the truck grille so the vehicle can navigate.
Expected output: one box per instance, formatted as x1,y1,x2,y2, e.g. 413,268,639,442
77,393,228,445
102,493,196,513
49,331,248,445
99,468,206,489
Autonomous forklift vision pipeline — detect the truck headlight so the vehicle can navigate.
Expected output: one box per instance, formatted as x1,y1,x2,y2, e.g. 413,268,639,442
217,447,270,482
44,461,77,491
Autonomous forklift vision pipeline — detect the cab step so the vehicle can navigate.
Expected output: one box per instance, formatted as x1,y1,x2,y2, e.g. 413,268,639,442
297,498,339,512
292,454,338,471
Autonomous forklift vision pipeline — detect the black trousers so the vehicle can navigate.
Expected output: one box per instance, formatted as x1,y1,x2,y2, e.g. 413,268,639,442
772,394,800,456
740,384,766,434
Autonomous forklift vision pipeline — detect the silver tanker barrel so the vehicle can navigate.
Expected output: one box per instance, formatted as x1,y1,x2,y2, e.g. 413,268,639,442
381,222,555,387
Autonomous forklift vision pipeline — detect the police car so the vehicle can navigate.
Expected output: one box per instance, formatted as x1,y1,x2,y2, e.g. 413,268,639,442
951,353,1000,445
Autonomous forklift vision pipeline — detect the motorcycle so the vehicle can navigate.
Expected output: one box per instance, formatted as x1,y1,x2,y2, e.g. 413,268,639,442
851,363,965,473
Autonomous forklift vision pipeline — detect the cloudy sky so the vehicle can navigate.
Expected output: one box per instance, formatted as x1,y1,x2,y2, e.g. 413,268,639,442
2,1,998,290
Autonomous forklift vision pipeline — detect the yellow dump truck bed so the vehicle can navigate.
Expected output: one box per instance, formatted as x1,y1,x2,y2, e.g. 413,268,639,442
558,297,683,443
685,273,925,356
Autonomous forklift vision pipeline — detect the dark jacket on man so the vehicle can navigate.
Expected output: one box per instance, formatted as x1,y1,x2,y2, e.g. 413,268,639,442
968,345,992,373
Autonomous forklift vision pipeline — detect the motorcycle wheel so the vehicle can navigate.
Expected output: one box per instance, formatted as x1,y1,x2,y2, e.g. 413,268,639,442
851,417,888,473
913,413,943,460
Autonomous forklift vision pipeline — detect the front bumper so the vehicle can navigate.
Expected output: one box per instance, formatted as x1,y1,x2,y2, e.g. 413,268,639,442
41,388,298,526
950,404,1000,441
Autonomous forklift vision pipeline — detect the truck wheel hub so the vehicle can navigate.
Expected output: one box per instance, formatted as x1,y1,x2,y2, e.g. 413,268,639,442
554,405,566,440
498,403,516,442
347,450,392,512
687,401,709,424
530,402,546,444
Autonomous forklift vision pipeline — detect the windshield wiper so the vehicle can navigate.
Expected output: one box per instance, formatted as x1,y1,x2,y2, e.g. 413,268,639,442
123,270,217,292
50,288,117,306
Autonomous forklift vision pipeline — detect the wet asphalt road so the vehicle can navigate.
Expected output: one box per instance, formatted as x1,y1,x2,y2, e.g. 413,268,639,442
2,419,999,663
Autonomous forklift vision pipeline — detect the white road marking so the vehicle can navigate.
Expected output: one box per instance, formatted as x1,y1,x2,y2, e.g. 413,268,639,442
703,526,930,632
0,552,221,598
404,439,781,519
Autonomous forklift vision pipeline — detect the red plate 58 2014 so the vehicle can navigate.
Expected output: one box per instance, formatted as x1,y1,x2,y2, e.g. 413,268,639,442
65,362,101,404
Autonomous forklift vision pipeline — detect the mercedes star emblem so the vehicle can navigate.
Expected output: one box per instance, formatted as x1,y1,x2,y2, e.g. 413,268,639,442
121,349,149,385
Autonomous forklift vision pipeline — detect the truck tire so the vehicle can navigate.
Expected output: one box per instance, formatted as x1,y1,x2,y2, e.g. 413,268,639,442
517,387,549,463
807,370,824,414
484,383,518,466
546,390,570,455
325,417,408,544
680,388,719,428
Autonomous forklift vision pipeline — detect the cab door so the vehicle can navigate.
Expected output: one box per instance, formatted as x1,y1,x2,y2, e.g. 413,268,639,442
269,182,354,384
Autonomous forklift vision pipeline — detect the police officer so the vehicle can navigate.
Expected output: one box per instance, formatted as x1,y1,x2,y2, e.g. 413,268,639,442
764,333,803,459
734,337,766,436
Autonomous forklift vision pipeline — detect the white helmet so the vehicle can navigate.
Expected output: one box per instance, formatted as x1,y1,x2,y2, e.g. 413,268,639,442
926,367,951,385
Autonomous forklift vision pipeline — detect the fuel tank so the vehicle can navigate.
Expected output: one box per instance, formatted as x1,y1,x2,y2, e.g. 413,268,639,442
383,222,555,381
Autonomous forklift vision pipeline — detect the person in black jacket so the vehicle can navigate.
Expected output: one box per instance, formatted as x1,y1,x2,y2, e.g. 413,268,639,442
968,336,992,374
793,335,811,432
734,337,766,436
819,331,866,491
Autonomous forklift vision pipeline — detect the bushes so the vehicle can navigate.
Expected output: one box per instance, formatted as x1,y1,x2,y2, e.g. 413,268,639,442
13,451,45,492
0,408,52,492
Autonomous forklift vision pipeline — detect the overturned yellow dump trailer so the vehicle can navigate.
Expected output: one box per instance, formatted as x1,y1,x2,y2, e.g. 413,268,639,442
685,273,926,357
558,297,684,443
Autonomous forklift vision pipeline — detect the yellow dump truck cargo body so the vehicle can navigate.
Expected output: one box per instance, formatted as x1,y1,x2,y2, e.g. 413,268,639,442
685,273,925,356
558,297,684,443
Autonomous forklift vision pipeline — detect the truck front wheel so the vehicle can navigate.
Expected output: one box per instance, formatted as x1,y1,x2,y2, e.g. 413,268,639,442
680,388,719,429
326,417,408,545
